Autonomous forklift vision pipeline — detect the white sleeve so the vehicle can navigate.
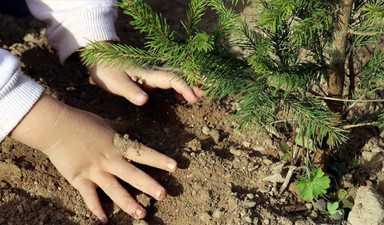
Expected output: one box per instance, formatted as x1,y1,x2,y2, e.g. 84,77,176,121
26,0,120,63
0,49,44,142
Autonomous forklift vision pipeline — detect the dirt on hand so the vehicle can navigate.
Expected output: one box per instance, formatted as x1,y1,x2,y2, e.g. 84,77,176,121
113,134,143,158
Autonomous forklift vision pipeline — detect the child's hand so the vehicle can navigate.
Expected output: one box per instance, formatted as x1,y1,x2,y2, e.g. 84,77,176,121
10,94,177,224
85,52,204,106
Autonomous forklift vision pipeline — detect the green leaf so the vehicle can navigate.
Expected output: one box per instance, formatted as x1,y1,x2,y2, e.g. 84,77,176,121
296,168,330,201
327,202,343,220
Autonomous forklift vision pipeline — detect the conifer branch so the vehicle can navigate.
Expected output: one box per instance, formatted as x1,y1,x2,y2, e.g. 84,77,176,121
348,30,384,36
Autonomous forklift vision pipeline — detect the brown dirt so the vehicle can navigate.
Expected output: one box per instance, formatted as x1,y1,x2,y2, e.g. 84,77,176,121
1,1,382,225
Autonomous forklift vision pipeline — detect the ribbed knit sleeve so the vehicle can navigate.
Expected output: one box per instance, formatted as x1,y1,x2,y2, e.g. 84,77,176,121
26,0,120,63
0,49,44,141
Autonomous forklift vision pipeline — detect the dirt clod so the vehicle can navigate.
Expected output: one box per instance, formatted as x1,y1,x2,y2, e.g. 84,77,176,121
113,134,143,157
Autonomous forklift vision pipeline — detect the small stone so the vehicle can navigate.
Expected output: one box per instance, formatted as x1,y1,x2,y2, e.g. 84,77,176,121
262,158,273,166
253,218,259,225
212,209,222,219
348,186,384,225
244,201,257,208
340,174,353,188
361,151,384,170
0,218,5,224
229,147,242,156
305,203,313,210
246,193,254,199
244,216,252,223
200,212,212,223
209,129,220,144
233,160,242,169
263,219,270,224
253,146,265,152
17,204,24,214
242,141,251,148
202,126,210,135
309,210,318,220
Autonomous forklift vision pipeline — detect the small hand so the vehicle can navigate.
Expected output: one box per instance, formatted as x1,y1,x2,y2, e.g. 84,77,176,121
10,94,177,224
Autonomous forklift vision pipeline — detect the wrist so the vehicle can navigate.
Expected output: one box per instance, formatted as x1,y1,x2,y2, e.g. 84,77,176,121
9,94,67,153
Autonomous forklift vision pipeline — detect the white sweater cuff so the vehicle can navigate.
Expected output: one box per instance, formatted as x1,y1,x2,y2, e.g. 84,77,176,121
46,7,120,64
0,53,44,141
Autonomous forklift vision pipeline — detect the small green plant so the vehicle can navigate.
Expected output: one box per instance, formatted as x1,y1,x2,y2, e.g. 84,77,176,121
295,168,331,201
327,201,343,220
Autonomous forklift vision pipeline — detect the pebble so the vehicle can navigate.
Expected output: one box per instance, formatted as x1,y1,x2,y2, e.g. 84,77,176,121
242,141,251,148
17,204,24,214
309,210,318,220
200,212,212,223
246,193,254,199
305,203,313,210
202,126,210,135
244,201,257,208
244,216,252,223
262,158,273,166
0,218,5,224
253,146,265,152
229,147,242,156
212,209,222,219
264,219,270,224
209,129,220,144
233,160,242,169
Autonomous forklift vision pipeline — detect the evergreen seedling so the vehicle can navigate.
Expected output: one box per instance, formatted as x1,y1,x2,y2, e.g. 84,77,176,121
81,0,384,200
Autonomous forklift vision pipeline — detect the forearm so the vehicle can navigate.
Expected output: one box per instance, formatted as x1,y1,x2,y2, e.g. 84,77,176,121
9,94,66,152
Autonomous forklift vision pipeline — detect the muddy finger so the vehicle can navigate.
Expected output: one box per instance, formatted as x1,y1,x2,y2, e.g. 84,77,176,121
113,134,177,172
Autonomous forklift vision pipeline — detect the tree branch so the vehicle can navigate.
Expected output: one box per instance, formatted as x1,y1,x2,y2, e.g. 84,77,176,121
348,29,384,36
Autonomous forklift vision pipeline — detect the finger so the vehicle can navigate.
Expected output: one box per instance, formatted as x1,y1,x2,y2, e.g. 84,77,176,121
115,140,177,172
96,173,146,220
73,180,108,224
168,78,199,103
128,68,199,103
110,75,149,106
193,86,205,97
89,66,149,106
109,160,167,201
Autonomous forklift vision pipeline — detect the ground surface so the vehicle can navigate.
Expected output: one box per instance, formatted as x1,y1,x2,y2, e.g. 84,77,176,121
1,1,383,225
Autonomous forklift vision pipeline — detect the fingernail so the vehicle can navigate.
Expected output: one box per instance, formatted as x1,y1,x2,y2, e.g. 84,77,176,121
167,162,177,171
98,215,108,224
135,92,148,103
135,208,146,218
156,189,166,200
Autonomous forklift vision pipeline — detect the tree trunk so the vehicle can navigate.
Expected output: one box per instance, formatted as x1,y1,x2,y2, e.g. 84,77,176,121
327,0,354,114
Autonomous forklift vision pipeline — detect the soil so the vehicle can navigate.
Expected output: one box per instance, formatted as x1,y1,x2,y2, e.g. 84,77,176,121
0,1,382,225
